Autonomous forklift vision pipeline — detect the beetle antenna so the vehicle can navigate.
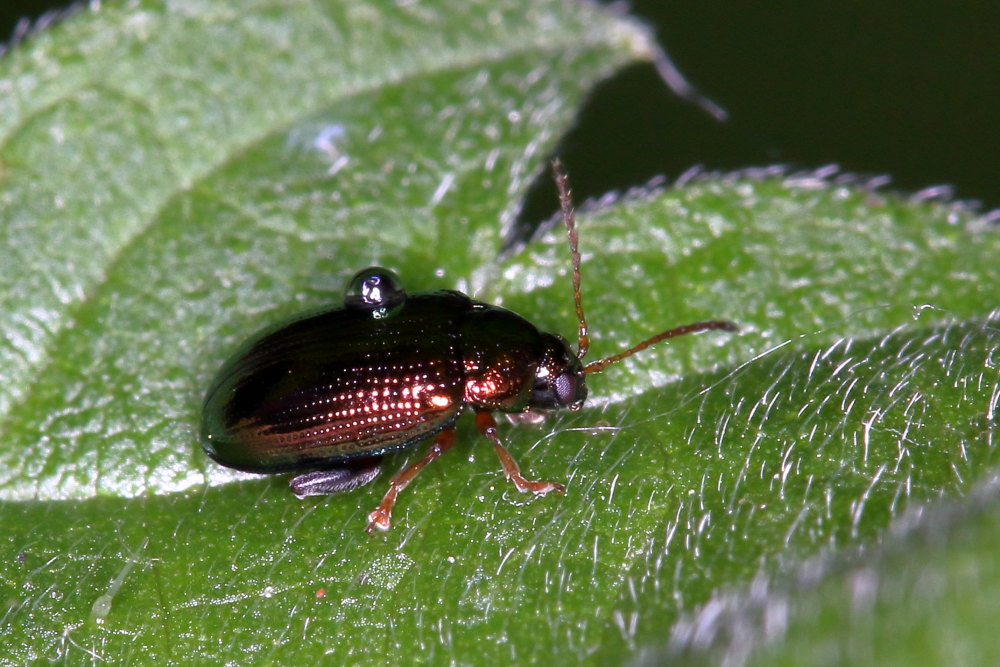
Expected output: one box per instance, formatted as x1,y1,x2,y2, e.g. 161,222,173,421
550,160,738,375
551,159,590,359
582,320,738,374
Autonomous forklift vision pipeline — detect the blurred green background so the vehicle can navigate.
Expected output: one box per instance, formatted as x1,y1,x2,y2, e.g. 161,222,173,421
3,0,997,227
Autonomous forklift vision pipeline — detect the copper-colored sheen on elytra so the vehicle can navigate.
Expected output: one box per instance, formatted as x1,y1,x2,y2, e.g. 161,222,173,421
201,161,737,533
203,291,573,470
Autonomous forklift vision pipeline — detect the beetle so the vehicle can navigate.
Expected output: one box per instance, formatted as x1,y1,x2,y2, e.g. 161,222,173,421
201,161,737,532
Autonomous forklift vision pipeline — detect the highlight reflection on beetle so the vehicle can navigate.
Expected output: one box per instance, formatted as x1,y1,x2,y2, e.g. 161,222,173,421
201,162,737,533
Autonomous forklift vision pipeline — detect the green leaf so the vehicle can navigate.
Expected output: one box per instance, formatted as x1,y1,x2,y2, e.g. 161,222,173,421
494,179,1000,663
2,1,998,664
0,0,649,501
662,476,1000,667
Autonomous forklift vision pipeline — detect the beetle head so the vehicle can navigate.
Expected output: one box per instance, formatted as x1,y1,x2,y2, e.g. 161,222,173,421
527,333,588,412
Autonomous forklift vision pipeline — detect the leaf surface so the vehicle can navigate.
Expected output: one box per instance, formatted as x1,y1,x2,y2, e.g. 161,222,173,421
2,1,998,664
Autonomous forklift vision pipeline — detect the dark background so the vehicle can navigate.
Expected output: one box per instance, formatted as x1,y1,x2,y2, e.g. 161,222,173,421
3,1,998,224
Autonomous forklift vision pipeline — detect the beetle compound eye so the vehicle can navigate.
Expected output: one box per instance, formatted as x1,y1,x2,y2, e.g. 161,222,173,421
345,267,406,319
554,373,577,407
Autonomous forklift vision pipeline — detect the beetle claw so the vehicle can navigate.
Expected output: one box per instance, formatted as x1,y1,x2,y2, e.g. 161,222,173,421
513,478,565,495
366,510,391,534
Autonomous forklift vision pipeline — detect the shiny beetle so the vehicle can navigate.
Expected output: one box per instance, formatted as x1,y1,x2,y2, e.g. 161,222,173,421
201,161,737,532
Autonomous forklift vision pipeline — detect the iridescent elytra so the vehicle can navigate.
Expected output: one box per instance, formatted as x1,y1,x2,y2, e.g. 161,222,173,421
201,161,737,532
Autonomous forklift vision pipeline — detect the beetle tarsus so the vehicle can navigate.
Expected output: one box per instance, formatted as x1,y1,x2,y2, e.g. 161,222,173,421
366,428,456,534
365,508,392,534
475,410,566,496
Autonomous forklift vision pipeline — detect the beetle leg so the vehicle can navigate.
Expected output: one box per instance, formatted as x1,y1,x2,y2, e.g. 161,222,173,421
366,427,456,534
289,457,382,497
475,411,565,495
